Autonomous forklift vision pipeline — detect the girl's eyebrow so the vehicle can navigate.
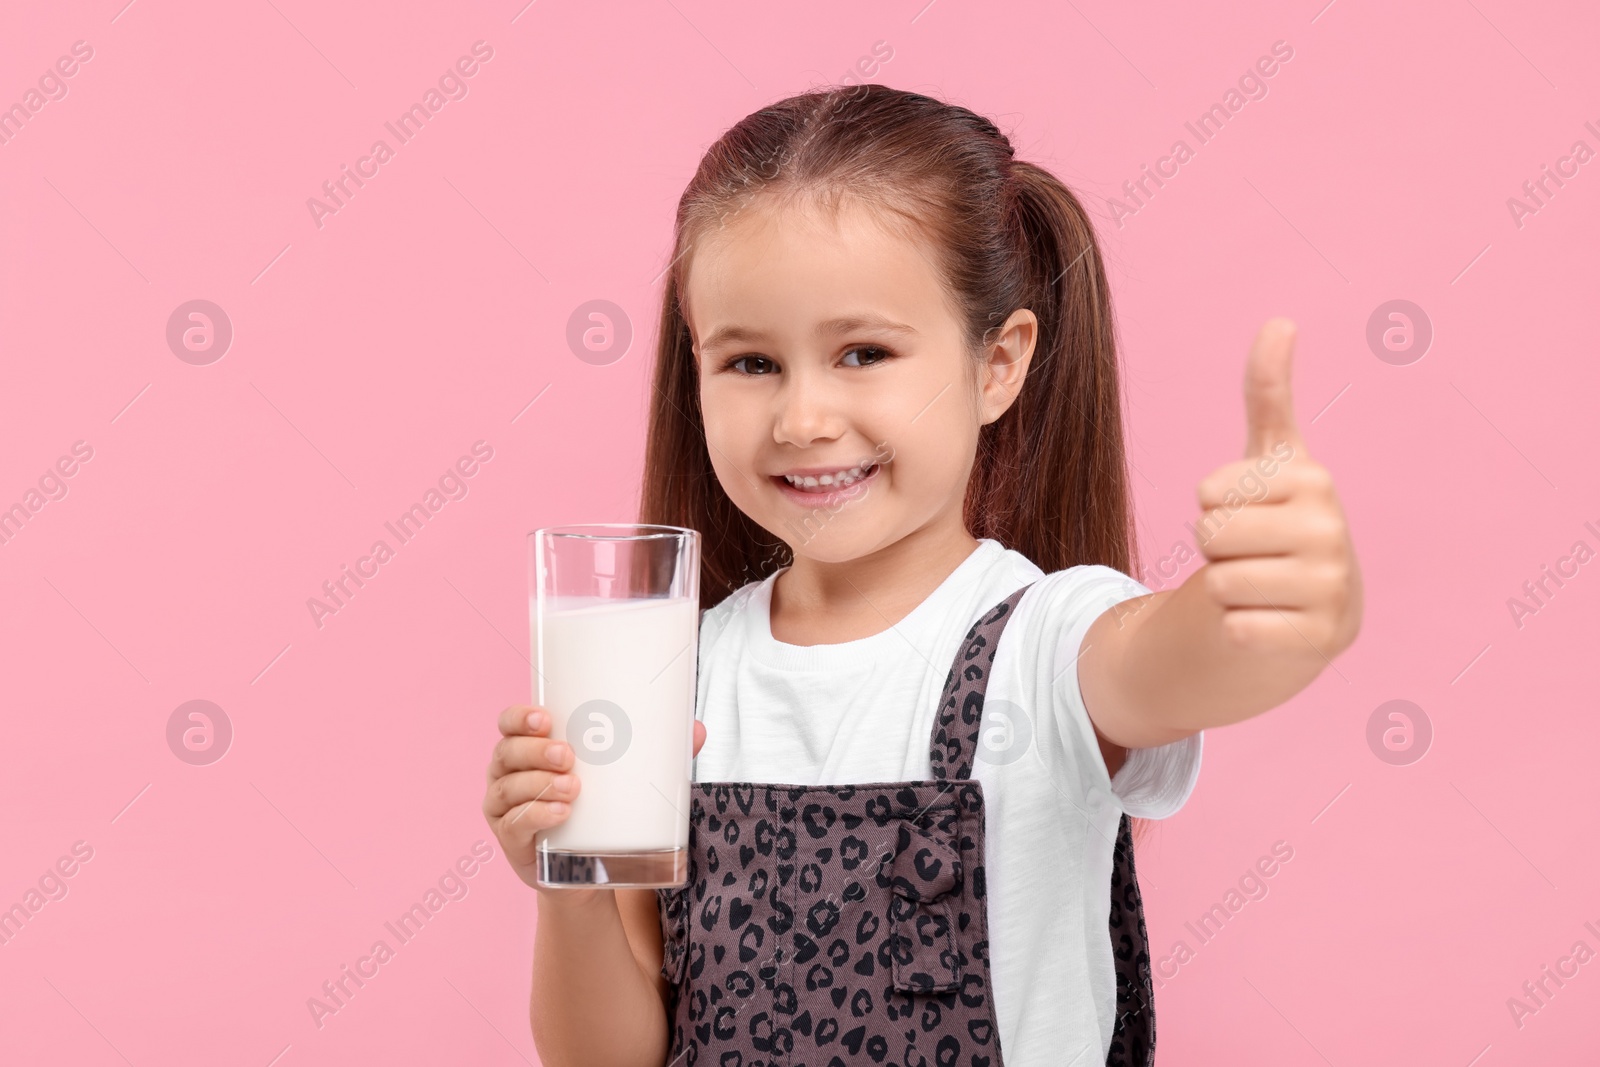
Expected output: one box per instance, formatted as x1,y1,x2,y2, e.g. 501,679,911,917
699,314,918,353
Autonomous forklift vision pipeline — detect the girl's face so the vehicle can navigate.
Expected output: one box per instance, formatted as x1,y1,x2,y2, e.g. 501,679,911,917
684,197,1034,564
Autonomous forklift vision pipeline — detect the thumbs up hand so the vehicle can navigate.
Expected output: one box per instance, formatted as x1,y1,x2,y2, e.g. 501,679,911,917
1193,318,1363,657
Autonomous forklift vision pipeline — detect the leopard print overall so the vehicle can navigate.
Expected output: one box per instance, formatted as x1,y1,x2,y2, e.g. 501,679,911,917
656,583,1157,1066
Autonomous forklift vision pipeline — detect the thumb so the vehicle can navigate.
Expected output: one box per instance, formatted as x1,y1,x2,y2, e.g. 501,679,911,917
692,719,706,758
1243,317,1305,459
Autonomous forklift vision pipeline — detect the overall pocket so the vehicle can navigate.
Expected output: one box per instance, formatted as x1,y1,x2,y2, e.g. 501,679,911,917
882,817,965,994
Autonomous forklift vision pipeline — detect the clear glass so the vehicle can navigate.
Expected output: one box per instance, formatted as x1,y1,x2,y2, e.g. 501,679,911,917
528,524,699,889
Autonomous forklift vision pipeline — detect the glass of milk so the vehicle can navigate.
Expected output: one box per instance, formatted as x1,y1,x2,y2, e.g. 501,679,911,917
528,524,699,889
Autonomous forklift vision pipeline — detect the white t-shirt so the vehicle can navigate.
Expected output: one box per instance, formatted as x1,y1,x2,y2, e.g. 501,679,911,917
691,537,1203,1066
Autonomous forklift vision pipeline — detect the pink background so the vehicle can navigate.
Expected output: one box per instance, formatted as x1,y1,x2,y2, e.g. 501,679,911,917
2,0,1596,1063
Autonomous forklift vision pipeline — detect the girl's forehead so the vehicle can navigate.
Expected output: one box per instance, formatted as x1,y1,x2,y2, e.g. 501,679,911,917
683,198,953,339
699,194,918,261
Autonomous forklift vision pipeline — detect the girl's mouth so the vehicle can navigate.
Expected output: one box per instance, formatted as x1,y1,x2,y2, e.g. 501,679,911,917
770,463,881,506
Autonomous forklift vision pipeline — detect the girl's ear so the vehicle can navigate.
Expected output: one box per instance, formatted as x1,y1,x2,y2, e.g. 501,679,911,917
978,308,1038,425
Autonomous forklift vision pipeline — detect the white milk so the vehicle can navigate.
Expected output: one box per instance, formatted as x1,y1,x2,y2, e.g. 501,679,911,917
531,595,697,853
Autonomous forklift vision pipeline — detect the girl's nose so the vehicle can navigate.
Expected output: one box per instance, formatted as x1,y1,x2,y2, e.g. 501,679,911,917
772,374,843,446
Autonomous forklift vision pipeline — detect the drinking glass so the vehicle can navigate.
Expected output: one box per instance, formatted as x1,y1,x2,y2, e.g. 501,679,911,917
528,524,699,888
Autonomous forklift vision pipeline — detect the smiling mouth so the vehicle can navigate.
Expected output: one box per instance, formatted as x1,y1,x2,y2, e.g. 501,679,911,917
770,463,881,500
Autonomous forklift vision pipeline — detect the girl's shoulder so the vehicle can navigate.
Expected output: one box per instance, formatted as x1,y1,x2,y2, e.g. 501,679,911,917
1022,560,1148,608
983,544,1146,617
698,573,769,646
999,556,1151,648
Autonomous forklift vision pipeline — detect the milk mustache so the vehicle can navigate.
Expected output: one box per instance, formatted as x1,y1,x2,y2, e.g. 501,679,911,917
533,595,697,853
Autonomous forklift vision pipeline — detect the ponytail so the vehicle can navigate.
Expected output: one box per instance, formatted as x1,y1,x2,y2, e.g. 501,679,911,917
968,160,1137,581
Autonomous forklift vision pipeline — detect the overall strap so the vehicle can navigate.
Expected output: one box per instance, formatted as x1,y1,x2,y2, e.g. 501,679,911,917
1109,813,1156,1066
929,581,1035,781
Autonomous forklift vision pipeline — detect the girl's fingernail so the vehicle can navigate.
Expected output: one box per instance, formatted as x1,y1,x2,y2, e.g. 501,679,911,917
549,742,570,764
527,709,546,731
548,802,569,816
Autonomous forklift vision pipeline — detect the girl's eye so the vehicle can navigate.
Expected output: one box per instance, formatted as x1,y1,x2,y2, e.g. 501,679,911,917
725,355,776,376
840,345,893,368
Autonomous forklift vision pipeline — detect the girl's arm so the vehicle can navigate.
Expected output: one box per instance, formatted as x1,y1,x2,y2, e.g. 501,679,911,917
1079,319,1363,747
483,703,679,1067
530,889,669,1067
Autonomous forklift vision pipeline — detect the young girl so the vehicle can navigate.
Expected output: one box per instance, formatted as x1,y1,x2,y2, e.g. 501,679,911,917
484,84,1362,1067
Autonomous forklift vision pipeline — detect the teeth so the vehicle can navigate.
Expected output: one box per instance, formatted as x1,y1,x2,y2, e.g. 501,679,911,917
783,464,874,490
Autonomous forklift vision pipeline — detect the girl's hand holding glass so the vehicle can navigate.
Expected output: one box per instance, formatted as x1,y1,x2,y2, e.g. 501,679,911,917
482,702,708,893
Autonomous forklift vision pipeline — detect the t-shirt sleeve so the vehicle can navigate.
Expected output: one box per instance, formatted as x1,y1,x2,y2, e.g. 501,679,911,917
1045,565,1203,820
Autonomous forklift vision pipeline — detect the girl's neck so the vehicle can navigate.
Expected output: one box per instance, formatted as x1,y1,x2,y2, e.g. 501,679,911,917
769,525,981,646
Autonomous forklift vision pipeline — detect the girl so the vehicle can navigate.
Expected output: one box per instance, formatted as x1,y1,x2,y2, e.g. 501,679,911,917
484,84,1362,1067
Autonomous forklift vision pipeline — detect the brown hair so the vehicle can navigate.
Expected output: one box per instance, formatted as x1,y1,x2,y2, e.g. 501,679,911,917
639,84,1151,840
